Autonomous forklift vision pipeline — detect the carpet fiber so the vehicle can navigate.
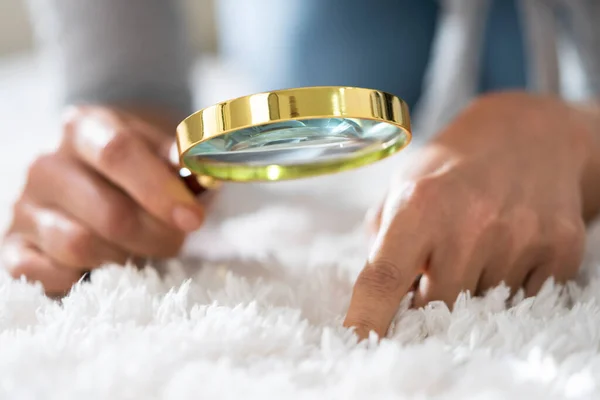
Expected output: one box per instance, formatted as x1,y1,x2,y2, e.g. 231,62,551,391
1,55,600,399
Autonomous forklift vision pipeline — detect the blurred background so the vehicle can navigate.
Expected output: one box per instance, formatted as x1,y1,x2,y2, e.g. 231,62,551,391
0,0,218,57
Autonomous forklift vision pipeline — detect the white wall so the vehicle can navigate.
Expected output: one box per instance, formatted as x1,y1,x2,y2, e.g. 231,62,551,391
0,0,217,57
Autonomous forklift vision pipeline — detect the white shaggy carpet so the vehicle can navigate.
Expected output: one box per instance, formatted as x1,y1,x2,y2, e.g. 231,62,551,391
2,54,600,399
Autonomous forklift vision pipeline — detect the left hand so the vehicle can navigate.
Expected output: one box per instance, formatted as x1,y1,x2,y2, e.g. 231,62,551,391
1,105,206,295
344,91,600,340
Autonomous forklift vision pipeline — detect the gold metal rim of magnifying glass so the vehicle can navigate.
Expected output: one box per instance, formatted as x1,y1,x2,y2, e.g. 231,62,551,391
176,86,412,182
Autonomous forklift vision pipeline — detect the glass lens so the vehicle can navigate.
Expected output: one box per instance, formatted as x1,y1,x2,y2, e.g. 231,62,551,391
183,118,408,168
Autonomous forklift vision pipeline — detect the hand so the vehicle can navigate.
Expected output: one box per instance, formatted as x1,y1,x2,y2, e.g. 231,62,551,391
1,106,205,295
344,91,600,340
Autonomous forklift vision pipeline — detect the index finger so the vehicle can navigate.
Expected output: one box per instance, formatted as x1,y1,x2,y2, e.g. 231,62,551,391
63,108,205,232
343,206,430,340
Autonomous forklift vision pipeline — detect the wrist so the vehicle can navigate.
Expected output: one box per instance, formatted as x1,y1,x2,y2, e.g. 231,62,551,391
435,92,600,222
574,101,600,222
438,91,591,164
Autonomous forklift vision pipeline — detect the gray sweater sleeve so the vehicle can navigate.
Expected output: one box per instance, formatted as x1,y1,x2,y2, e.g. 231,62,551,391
26,0,193,115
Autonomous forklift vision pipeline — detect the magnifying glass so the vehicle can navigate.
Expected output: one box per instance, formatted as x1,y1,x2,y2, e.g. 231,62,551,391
80,87,411,285
176,86,412,188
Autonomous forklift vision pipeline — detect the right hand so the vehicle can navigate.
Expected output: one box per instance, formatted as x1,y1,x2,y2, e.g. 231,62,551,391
1,105,206,295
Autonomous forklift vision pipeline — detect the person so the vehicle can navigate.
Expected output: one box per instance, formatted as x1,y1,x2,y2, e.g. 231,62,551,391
3,0,599,340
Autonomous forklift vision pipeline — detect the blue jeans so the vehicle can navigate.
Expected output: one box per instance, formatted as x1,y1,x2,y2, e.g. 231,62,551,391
216,0,527,110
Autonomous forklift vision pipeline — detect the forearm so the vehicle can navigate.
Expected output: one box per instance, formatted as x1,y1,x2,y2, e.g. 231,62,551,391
26,0,193,118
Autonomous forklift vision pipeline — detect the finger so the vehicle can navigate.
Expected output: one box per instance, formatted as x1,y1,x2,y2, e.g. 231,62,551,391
523,259,578,298
412,236,485,309
505,261,537,296
524,233,583,297
26,154,185,258
1,236,82,295
478,253,538,297
523,266,551,297
549,217,585,285
62,109,204,232
344,207,431,339
14,201,128,269
477,230,553,296
85,108,215,199
477,266,506,295
475,225,520,296
412,272,479,310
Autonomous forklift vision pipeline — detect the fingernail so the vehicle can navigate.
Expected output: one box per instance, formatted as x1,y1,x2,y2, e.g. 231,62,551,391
172,206,204,232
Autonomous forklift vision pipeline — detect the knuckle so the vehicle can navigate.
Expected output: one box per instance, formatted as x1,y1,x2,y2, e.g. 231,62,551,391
385,177,442,217
471,197,501,226
355,259,405,294
410,177,440,204
97,129,135,169
552,216,585,246
507,206,541,244
487,212,512,242
444,196,502,250
61,225,95,265
512,206,540,230
26,153,55,182
462,200,501,240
